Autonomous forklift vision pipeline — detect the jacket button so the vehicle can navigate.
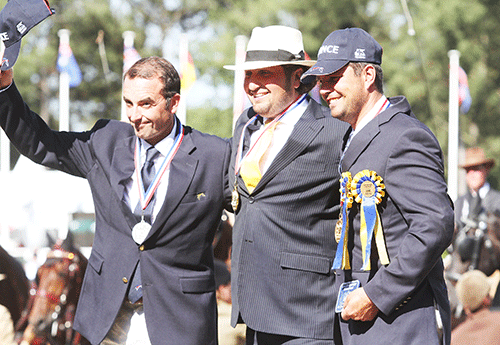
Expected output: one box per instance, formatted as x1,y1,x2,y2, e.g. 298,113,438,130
122,277,128,284
139,245,145,251
249,197,254,204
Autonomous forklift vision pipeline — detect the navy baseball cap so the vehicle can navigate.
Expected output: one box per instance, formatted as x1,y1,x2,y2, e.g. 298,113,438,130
301,28,382,84
0,0,54,71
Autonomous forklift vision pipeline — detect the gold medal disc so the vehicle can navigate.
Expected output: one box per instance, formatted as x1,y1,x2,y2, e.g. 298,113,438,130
231,187,239,212
335,218,342,243
360,181,375,198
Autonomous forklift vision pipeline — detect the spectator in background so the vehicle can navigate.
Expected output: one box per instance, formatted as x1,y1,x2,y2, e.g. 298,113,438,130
451,270,500,345
215,259,246,345
455,147,500,232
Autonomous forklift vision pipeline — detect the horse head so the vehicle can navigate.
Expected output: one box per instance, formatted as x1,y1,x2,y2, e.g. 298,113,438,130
19,235,88,345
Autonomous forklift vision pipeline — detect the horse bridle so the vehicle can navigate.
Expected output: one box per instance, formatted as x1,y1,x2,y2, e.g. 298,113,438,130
454,214,499,271
22,249,83,345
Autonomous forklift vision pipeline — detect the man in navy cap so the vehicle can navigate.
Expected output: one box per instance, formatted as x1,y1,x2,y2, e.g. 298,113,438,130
302,28,454,345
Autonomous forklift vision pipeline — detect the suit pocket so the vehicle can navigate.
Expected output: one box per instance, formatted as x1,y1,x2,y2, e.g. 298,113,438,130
289,156,326,172
280,252,331,274
179,275,215,293
88,249,104,274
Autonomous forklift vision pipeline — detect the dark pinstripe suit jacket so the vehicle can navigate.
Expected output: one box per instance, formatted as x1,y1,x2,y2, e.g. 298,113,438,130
337,96,454,345
0,83,230,345
229,96,349,339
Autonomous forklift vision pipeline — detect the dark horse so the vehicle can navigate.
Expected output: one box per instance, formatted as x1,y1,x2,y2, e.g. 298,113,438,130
0,245,30,343
17,235,90,345
445,211,500,328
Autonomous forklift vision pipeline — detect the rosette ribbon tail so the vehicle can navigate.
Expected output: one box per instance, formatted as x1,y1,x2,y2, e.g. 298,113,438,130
352,170,390,271
332,203,350,270
360,196,389,270
360,196,376,270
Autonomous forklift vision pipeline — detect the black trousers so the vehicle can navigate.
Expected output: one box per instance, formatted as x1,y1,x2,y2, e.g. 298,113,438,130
245,327,336,345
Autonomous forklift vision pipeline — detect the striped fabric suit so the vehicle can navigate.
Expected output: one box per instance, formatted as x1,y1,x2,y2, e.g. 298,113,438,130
229,96,349,340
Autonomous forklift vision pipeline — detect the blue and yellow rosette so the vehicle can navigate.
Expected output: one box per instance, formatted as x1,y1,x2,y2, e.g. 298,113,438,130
351,170,390,270
332,172,353,270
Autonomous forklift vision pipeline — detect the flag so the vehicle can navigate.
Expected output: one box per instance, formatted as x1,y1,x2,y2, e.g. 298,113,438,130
458,66,472,114
57,41,82,88
123,42,141,73
180,51,196,92
304,51,321,104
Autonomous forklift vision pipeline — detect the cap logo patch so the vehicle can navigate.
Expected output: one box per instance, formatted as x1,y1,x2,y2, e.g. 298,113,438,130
310,66,324,73
318,44,340,56
16,22,27,35
354,48,366,59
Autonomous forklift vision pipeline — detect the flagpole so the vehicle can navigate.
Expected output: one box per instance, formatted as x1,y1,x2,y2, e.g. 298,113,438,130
96,30,110,83
122,31,136,122
1,132,9,173
0,131,10,247
448,50,460,202
58,29,70,132
232,35,247,132
177,33,188,125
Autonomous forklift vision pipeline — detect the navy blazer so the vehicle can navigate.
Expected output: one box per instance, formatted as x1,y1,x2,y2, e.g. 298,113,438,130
337,96,454,345
228,97,349,339
0,83,230,345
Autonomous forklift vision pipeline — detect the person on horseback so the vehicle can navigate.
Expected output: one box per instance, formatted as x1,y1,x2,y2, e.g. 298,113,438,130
455,147,500,233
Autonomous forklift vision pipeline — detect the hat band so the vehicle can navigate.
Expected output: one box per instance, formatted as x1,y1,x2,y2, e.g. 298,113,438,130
245,49,305,63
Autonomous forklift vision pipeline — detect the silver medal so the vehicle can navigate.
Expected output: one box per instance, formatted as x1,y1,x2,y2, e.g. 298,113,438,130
132,220,151,244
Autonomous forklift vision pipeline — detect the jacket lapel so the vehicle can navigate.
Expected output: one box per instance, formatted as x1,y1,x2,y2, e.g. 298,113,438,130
341,121,380,172
110,135,137,229
147,128,197,238
252,99,326,193
341,97,410,172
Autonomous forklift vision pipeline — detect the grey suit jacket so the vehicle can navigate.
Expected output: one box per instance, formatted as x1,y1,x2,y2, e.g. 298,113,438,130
0,83,230,345
229,97,349,339
337,96,454,345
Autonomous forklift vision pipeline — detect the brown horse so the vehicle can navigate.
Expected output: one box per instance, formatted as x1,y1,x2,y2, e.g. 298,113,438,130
17,236,90,345
0,245,30,344
445,211,500,328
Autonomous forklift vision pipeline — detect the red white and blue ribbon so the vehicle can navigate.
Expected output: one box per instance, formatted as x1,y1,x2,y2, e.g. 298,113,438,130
332,172,353,270
234,94,307,176
135,118,184,211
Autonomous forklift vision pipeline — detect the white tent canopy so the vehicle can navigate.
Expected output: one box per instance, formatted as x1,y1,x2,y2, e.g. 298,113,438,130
0,155,94,250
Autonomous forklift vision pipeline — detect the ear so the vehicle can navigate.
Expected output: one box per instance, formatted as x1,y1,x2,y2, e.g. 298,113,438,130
169,93,181,114
292,68,303,90
363,65,377,91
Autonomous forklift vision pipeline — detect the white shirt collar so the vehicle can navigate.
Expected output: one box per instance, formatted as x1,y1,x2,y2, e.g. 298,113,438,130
477,182,491,199
351,96,388,139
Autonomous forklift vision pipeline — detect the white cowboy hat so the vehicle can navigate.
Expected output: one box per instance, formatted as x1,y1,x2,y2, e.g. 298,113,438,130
224,25,315,71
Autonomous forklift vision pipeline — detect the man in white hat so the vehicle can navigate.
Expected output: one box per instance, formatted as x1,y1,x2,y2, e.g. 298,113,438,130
224,25,348,344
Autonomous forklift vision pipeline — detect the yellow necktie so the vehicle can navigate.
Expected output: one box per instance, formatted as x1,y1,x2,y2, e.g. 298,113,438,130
240,121,278,193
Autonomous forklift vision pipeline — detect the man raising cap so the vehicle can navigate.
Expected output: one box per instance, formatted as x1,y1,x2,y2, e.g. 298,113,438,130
303,27,454,345
225,25,348,344
0,55,230,344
